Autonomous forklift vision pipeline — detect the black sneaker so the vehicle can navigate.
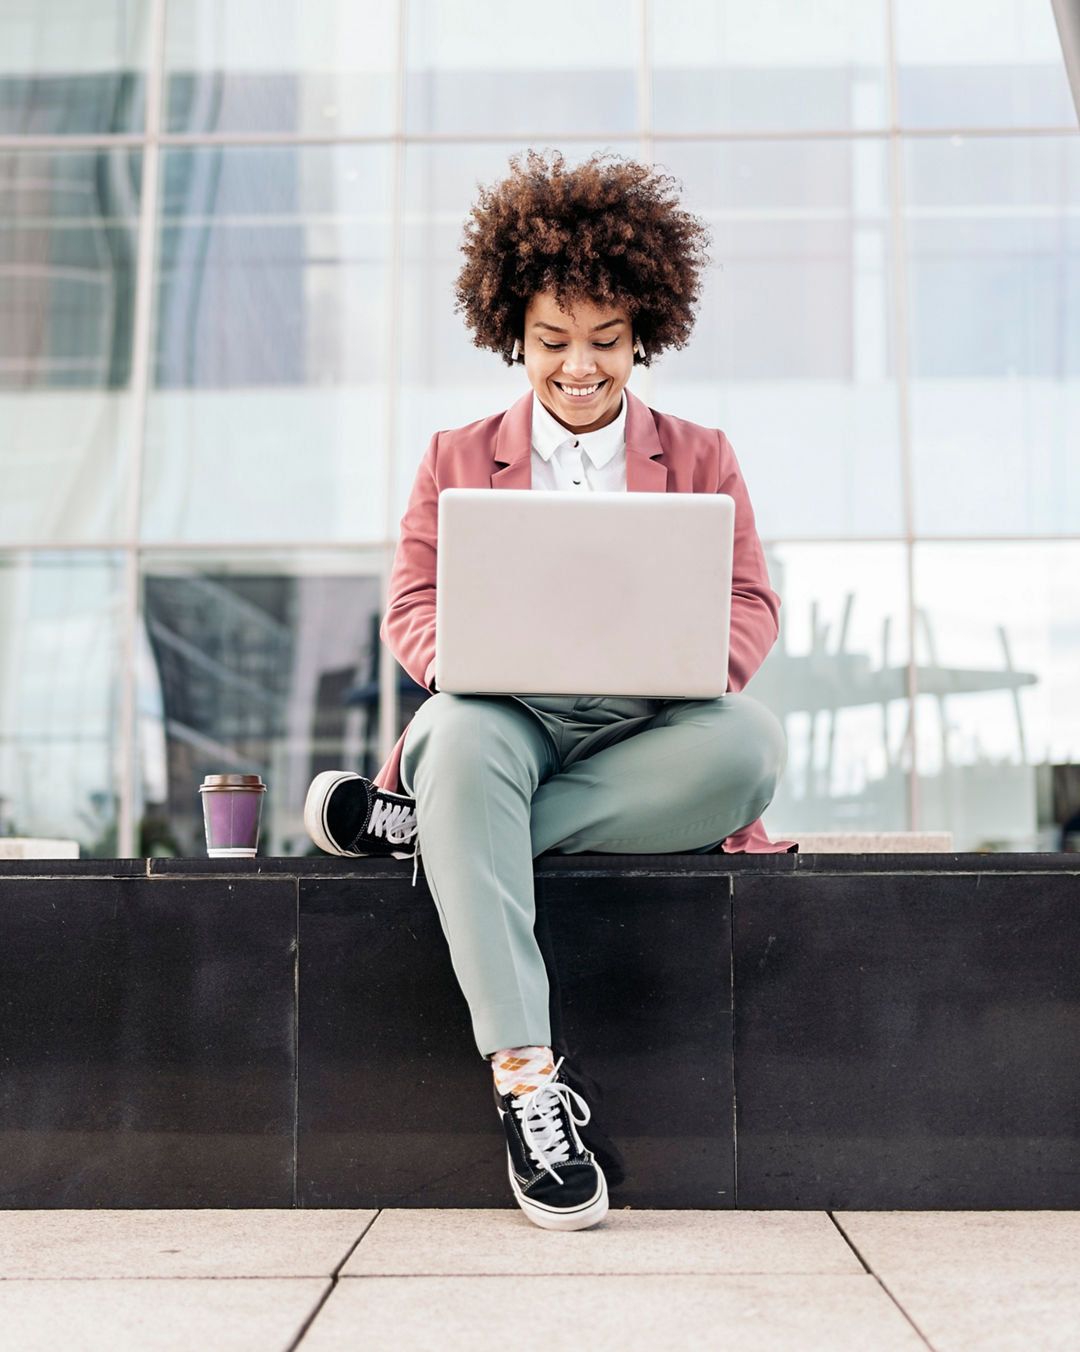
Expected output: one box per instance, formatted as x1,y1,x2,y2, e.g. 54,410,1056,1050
497,1061,608,1231
304,771,418,859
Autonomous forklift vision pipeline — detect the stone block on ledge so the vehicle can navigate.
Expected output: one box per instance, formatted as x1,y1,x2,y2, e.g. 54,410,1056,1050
0,838,80,859
793,831,952,852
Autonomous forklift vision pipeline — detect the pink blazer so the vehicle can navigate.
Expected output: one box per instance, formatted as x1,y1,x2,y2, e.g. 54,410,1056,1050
375,389,793,854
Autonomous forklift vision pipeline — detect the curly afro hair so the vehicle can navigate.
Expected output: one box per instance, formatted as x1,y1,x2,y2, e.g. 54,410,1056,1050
454,150,710,366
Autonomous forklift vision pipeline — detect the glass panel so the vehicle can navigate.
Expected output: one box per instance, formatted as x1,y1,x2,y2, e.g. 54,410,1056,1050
404,0,637,136
0,551,124,854
395,141,637,515
0,0,149,135
906,135,1080,535
895,0,1074,128
142,144,393,543
914,542,1080,850
650,139,902,539
164,0,397,135
651,0,889,133
750,543,913,840
0,149,141,542
137,549,386,857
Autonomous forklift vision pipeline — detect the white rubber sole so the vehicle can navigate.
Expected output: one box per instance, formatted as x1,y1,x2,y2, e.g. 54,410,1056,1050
303,770,365,857
508,1159,609,1232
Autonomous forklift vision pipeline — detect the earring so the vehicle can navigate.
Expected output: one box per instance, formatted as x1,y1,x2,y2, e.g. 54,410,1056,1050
633,336,647,361
510,339,523,363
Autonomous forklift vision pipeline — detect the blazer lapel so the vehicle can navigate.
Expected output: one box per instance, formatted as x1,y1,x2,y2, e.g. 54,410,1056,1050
491,390,534,489
489,388,668,491
624,389,669,492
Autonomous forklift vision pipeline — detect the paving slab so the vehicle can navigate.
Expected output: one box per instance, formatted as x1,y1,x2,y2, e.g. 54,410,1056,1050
835,1214,1080,1352
0,1277,328,1352
0,1210,375,1279
870,1275,1080,1352
303,1274,925,1351
836,1211,1080,1279
342,1208,863,1276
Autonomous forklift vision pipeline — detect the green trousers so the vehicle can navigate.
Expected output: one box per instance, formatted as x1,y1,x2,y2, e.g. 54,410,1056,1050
400,691,785,1056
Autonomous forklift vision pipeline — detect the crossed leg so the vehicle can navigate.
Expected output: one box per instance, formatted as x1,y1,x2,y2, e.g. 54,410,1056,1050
400,691,785,1054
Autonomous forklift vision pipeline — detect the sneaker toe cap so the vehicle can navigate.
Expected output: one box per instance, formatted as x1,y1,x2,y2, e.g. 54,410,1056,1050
522,1160,605,1210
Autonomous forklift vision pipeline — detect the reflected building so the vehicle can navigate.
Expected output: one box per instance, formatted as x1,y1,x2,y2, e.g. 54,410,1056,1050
1,0,1078,854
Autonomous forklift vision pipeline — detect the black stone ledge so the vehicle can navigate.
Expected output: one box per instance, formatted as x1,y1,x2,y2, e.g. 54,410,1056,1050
2,852,1078,881
792,851,1080,873
2,850,1078,1209
0,857,149,879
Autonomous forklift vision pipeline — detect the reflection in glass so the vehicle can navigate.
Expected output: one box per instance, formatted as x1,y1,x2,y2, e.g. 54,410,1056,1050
137,553,385,856
0,150,141,541
405,0,637,135
651,0,889,132
164,0,397,135
914,542,1080,849
750,544,912,838
894,0,1074,128
0,0,148,135
0,552,123,853
2,0,1077,857
906,136,1080,536
142,145,393,543
651,139,902,539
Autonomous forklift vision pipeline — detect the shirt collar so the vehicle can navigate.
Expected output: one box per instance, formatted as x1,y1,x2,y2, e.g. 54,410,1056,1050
530,393,627,468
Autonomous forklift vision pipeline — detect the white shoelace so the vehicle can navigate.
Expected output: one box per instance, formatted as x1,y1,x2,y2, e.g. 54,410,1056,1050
368,799,418,846
514,1062,592,1183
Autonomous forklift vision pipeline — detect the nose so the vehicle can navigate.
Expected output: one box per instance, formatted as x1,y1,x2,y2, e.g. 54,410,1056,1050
561,343,597,379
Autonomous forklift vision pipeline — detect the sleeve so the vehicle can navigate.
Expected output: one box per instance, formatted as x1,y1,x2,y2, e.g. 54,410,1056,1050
716,430,781,692
380,433,440,692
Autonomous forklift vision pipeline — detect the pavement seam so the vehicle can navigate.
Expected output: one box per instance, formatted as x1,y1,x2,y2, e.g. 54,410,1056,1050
827,1212,939,1351
283,1210,381,1350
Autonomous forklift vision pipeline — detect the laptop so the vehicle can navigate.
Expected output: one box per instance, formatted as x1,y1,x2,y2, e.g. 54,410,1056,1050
434,489,734,699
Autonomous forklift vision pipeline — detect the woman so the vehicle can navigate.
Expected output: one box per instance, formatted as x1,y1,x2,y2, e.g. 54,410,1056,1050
305,151,790,1231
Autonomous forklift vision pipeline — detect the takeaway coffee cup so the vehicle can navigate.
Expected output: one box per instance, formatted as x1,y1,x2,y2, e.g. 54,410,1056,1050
198,774,266,857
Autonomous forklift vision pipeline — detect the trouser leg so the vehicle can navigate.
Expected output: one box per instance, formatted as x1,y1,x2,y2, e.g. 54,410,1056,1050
529,693,786,855
400,692,558,1056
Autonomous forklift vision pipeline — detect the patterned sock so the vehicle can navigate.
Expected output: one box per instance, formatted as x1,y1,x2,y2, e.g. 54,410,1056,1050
491,1045,556,1097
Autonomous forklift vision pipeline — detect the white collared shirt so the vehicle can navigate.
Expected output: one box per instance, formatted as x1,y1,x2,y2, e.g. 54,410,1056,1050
530,393,627,492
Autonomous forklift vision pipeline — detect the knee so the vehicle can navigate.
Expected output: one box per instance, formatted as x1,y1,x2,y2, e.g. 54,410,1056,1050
404,694,536,787
721,694,788,802
407,693,496,762
660,693,785,809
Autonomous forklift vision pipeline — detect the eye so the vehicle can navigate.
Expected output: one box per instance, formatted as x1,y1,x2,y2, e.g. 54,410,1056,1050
540,340,566,351
594,339,619,349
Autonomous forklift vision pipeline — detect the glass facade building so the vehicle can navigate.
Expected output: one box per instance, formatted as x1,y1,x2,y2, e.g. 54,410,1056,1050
1,0,1077,856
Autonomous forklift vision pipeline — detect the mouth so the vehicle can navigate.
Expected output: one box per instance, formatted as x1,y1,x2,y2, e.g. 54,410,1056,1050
554,380,607,400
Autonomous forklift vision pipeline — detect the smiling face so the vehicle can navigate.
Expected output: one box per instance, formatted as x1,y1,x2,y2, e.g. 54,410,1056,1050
522,291,634,435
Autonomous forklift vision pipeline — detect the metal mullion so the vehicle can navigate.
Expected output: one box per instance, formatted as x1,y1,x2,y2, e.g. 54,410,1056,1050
760,535,1080,547
377,0,410,771
116,0,167,858
884,0,920,832
6,126,1076,157
11,532,1079,555
632,0,656,410
637,0,653,165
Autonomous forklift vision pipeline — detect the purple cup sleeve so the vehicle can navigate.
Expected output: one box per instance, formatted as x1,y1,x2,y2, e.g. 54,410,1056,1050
202,790,262,851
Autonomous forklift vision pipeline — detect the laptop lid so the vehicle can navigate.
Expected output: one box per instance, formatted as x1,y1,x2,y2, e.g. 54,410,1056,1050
434,489,734,699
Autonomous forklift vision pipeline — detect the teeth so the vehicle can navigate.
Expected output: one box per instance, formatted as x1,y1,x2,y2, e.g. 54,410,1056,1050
560,383,600,397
